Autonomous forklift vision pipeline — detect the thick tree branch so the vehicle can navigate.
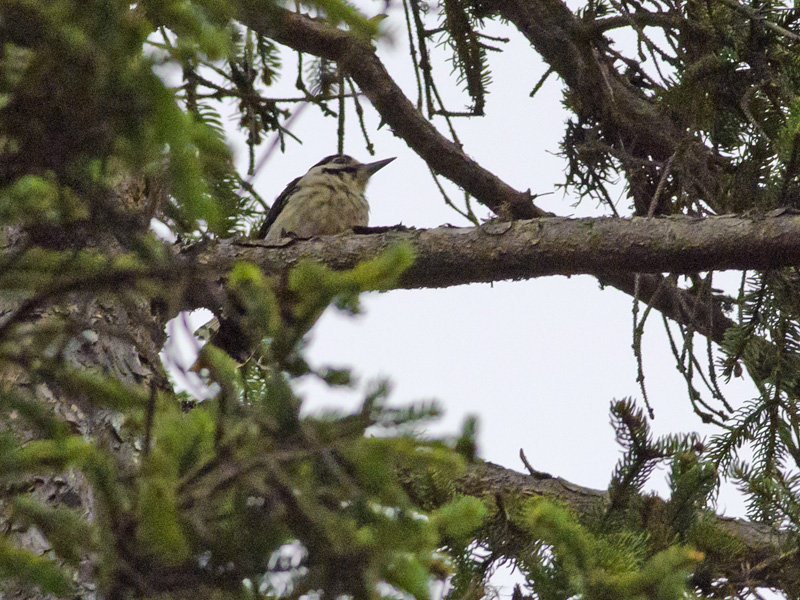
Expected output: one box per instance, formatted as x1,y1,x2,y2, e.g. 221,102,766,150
193,214,800,284
186,214,800,337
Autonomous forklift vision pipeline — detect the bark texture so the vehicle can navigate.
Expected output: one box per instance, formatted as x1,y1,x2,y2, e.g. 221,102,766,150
180,213,800,346
0,179,170,600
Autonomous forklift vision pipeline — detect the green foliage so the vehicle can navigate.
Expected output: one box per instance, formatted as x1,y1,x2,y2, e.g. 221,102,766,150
0,214,448,599
454,415,479,462
607,399,709,523
229,261,282,339
0,537,74,597
9,496,95,566
288,242,415,324
0,387,73,441
141,0,234,59
303,0,383,39
54,368,151,412
667,451,718,538
433,495,488,544
0,173,88,226
519,499,701,600
151,88,233,234
269,243,415,362
712,270,800,524
0,245,488,598
138,406,215,563
0,0,237,235
446,399,742,600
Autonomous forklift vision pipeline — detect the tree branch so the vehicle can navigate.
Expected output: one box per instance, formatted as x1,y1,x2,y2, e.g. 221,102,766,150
490,0,723,194
451,461,794,590
591,12,684,34
197,214,800,284
186,213,800,338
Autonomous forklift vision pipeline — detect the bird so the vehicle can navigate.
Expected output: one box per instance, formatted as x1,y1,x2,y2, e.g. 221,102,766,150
191,154,396,376
257,154,396,242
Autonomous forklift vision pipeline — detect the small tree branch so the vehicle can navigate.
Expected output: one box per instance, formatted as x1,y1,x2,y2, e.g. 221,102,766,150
591,12,684,34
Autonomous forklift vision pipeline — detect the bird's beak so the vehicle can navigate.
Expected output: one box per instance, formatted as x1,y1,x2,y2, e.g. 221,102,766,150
360,157,396,177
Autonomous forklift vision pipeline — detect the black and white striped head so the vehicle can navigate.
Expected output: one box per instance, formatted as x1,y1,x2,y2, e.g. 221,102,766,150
302,154,396,189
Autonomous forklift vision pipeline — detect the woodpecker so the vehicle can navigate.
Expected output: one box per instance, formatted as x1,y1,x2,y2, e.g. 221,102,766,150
257,154,395,242
192,155,395,375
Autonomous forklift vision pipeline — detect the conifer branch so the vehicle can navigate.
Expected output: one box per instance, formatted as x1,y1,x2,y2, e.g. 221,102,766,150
451,461,795,590
186,213,800,342
199,214,800,287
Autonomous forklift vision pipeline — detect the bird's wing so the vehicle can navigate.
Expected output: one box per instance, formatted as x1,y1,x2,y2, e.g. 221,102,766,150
256,175,302,239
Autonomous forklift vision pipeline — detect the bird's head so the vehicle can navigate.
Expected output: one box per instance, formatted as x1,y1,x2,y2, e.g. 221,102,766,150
306,154,396,190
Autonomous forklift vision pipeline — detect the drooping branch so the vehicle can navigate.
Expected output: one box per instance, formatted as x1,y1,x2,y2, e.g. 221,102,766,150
597,271,732,344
